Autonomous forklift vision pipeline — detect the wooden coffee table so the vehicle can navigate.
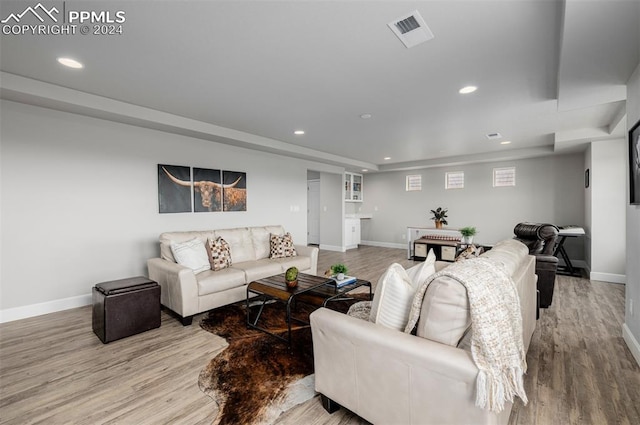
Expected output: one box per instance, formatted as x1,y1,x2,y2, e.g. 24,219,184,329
246,273,371,346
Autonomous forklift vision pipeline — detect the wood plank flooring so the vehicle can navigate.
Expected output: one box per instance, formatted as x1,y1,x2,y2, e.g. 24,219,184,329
1,245,639,425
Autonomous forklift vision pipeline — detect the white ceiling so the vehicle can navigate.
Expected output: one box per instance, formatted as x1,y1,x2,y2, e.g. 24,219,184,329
1,0,638,172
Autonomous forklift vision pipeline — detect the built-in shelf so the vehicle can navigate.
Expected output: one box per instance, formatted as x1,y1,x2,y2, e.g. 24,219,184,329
345,172,363,202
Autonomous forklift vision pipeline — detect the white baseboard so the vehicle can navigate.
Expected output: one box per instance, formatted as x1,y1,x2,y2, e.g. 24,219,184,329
589,272,626,284
360,240,406,250
0,293,92,324
623,323,640,367
319,244,345,252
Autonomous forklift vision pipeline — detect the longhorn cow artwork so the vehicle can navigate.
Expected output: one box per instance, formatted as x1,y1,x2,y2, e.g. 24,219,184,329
158,164,247,213
157,164,192,213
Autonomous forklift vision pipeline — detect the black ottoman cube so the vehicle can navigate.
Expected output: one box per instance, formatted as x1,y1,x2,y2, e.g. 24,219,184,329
92,276,160,343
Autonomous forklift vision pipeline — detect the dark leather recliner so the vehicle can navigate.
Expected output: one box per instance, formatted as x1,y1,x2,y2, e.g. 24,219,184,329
513,223,559,308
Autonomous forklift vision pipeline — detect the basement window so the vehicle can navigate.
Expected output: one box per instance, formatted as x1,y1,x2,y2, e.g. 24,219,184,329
406,174,422,191
445,171,464,189
493,167,516,187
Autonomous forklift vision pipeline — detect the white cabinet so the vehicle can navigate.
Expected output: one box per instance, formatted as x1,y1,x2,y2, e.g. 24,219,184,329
345,172,363,202
345,218,361,250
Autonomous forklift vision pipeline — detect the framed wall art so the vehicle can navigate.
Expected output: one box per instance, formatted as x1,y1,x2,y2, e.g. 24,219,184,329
630,119,640,205
158,164,192,213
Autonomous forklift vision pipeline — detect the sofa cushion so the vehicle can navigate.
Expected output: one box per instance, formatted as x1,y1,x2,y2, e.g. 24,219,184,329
369,263,418,331
170,238,210,274
269,233,297,259
481,239,528,276
215,228,256,263
415,275,470,346
251,226,285,260
197,268,247,296
406,249,436,287
231,259,283,282
207,237,232,271
272,255,312,272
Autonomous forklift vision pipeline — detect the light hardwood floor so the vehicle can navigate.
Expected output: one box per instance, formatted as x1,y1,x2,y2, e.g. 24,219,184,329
1,246,639,425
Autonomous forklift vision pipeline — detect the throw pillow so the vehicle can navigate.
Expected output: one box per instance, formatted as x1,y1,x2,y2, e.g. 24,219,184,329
347,301,372,321
455,244,484,262
170,238,210,274
369,263,417,331
269,233,297,259
406,249,436,288
207,237,233,271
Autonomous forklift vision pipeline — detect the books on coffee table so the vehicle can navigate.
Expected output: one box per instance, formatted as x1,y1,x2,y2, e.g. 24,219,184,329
331,275,357,288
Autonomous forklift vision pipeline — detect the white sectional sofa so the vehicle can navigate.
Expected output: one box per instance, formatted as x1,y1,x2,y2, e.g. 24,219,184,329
147,225,318,325
310,239,537,425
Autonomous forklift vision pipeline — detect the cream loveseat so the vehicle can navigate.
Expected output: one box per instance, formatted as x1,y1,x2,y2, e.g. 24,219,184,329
310,239,537,425
147,225,318,325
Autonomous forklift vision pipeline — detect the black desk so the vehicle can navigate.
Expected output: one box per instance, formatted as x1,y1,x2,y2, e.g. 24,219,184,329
553,227,585,276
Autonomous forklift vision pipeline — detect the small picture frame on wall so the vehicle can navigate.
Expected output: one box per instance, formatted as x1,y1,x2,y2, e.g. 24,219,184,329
585,169,589,188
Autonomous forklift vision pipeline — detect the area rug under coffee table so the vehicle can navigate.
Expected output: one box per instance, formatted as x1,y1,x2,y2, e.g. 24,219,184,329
198,295,366,425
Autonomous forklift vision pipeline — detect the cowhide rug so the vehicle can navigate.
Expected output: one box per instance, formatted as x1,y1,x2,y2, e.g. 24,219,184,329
198,296,364,425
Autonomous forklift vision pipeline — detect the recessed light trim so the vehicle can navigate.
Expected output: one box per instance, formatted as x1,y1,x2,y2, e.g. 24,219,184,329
294,130,305,135
384,157,391,160
500,141,512,145
57,57,83,69
459,85,477,94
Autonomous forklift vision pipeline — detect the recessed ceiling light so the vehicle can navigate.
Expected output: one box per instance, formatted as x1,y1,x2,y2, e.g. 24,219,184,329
294,130,305,135
57,57,83,69
362,169,369,172
459,85,477,94
500,141,512,145
360,113,373,119
384,157,391,160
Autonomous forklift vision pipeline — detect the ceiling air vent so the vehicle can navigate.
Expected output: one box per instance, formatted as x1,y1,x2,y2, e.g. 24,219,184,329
486,132,503,140
388,10,434,49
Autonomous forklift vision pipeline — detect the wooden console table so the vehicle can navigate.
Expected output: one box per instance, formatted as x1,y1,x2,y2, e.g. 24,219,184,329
406,226,462,259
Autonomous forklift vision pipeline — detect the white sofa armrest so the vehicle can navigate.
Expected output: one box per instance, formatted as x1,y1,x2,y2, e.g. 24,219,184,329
147,257,199,318
294,244,319,275
310,308,506,425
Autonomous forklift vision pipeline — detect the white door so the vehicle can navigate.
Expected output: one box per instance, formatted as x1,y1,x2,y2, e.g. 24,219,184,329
307,180,320,244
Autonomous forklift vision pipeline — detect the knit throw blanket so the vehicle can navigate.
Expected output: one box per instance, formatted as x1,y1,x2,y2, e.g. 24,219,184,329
405,256,528,412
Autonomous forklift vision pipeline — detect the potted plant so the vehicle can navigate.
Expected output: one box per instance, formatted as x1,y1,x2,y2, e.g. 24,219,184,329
331,263,348,280
430,207,448,229
285,266,299,288
459,226,476,244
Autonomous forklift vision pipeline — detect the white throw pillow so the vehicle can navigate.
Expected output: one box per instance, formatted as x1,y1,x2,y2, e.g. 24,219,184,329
406,249,436,288
369,263,417,331
170,238,210,274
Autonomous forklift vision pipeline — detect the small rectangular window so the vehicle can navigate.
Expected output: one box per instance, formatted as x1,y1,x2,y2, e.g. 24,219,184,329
445,171,464,189
493,167,516,187
406,174,422,191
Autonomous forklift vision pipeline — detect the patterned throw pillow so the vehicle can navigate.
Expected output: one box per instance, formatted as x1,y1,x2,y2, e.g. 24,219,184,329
207,237,233,271
455,244,484,262
269,233,297,259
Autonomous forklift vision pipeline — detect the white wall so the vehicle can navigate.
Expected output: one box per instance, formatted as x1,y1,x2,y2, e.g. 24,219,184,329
0,100,334,320
589,139,627,282
624,62,640,364
360,154,585,259
584,144,593,270
319,172,343,251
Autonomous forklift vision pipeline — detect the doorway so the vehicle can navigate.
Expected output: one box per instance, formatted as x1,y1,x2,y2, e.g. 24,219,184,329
307,179,320,245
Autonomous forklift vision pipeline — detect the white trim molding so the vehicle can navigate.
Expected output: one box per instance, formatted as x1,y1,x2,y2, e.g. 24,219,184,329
589,272,626,284
0,294,92,323
623,323,640,367
360,240,406,250
319,244,345,252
